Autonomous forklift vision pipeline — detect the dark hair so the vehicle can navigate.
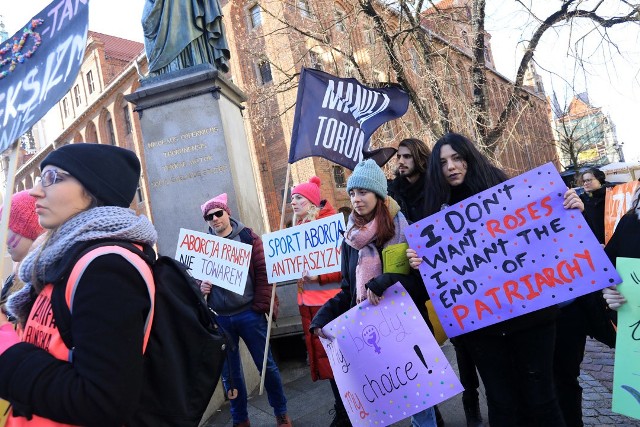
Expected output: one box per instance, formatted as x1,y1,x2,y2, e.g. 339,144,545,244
398,138,431,176
628,186,640,214
580,168,606,185
349,197,395,246
423,132,508,215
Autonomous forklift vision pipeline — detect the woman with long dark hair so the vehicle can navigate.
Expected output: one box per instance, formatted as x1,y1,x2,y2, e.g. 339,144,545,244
410,133,583,427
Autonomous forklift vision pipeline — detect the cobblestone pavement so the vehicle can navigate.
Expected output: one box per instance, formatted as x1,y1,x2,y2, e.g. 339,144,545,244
204,336,639,426
580,338,639,426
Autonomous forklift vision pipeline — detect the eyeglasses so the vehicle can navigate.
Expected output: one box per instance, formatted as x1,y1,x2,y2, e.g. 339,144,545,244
582,179,594,184
37,169,70,187
204,210,225,221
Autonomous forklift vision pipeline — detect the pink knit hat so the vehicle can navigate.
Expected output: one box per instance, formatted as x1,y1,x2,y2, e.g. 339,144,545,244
2,190,45,241
291,176,321,206
200,193,231,217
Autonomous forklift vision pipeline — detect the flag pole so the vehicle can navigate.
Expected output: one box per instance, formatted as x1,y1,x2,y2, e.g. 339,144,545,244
259,163,291,395
0,141,21,296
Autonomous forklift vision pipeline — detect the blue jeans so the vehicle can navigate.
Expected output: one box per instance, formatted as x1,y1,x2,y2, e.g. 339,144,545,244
411,406,436,427
217,309,288,423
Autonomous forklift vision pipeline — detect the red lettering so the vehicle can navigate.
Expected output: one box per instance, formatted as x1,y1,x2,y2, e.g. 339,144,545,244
514,207,527,226
452,305,470,330
504,215,519,230
486,219,504,238
503,280,525,304
527,201,540,220
519,274,541,300
484,287,503,309
575,249,595,272
540,195,553,216
534,272,555,292
543,267,565,285
475,299,494,320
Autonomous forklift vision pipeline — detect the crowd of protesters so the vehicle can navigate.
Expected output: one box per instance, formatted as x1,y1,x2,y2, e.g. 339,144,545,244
0,134,636,427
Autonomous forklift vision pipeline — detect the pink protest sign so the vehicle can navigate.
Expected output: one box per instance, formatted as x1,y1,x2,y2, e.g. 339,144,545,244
320,283,462,426
405,162,622,337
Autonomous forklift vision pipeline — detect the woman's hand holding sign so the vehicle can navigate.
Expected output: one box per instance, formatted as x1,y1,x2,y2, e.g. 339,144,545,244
200,280,212,296
563,188,584,212
407,248,422,270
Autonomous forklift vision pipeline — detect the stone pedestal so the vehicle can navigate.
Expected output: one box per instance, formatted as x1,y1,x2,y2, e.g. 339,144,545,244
126,64,265,256
125,64,264,423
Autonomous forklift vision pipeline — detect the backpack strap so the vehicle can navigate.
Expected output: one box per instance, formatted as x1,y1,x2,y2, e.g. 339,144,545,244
65,245,155,353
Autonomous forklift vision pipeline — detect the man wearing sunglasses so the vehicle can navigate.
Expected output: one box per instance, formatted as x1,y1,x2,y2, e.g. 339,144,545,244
199,193,292,427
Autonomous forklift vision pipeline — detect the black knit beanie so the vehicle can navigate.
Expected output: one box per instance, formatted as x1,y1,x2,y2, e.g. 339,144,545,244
40,143,141,208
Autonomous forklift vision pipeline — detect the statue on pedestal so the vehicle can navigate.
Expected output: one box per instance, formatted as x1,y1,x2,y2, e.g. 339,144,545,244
142,0,231,76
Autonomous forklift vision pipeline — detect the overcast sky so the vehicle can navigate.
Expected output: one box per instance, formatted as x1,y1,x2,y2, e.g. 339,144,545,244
3,0,638,162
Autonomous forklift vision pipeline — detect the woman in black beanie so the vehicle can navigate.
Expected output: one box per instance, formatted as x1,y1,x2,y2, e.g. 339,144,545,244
0,143,158,427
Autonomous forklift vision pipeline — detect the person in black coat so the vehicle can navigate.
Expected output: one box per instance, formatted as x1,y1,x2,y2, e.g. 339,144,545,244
408,133,584,427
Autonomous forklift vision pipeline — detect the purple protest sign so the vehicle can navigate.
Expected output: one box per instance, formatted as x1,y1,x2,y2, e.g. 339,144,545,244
405,162,621,338
320,283,462,426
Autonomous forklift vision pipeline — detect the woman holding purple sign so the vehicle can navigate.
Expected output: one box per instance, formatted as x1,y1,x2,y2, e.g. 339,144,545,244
310,159,435,427
408,133,584,427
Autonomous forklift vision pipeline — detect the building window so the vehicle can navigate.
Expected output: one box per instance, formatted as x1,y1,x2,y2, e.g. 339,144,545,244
106,117,116,145
249,4,262,28
333,166,346,187
364,25,375,44
73,85,81,106
409,48,419,72
62,98,69,118
123,106,133,134
260,162,268,172
334,8,346,32
309,51,323,70
136,181,144,203
86,70,95,94
344,61,355,77
298,0,311,17
461,30,470,47
257,60,273,84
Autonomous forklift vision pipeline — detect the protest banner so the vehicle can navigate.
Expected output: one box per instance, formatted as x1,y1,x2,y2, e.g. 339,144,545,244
288,68,407,170
0,0,89,152
405,162,622,337
175,228,252,295
612,257,640,420
319,283,463,426
605,181,640,244
263,213,345,283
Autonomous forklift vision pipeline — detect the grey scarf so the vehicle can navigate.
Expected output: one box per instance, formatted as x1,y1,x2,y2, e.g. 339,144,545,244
7,207,157,325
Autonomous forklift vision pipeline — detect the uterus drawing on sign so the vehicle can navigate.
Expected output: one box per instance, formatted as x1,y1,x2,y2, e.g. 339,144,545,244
362,325,382,354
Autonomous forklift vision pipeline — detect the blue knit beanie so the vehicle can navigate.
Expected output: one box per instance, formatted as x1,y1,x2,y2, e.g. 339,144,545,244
346,159,387,199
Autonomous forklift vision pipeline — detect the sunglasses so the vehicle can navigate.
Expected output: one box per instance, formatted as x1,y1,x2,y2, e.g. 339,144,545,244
204,210,225,221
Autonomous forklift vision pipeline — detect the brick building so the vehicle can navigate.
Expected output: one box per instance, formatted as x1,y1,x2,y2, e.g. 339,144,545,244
222,0,559,230
6,32,150,217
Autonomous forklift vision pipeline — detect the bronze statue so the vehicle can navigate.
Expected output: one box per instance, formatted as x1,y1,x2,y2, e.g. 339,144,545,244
142,0,230,76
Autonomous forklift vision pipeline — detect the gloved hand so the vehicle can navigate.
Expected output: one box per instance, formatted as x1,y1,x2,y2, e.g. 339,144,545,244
365,274,395,297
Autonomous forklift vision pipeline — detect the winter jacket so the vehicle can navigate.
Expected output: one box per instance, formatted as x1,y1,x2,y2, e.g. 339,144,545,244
310,210,430,333
207,218,278,319
295,200,341,381
580,185,608,244
605,211,640,263
0,240,154,427
387,173,427,224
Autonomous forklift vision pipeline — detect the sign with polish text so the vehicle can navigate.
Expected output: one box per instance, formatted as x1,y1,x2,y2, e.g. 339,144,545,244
263,213,346,283
175,228,252,295
605,182,640,244
405,163,622,337
320,283,463,426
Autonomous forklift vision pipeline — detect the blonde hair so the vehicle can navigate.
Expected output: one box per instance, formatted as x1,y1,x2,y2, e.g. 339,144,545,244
293,204,320,225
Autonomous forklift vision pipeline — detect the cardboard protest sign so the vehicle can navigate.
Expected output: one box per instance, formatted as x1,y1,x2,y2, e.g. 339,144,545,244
175,228,252,295
0,0,89,151
320,283,463,426
263,213,345,282
405,163,622,337
605,182,640,244
612,257,640,420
